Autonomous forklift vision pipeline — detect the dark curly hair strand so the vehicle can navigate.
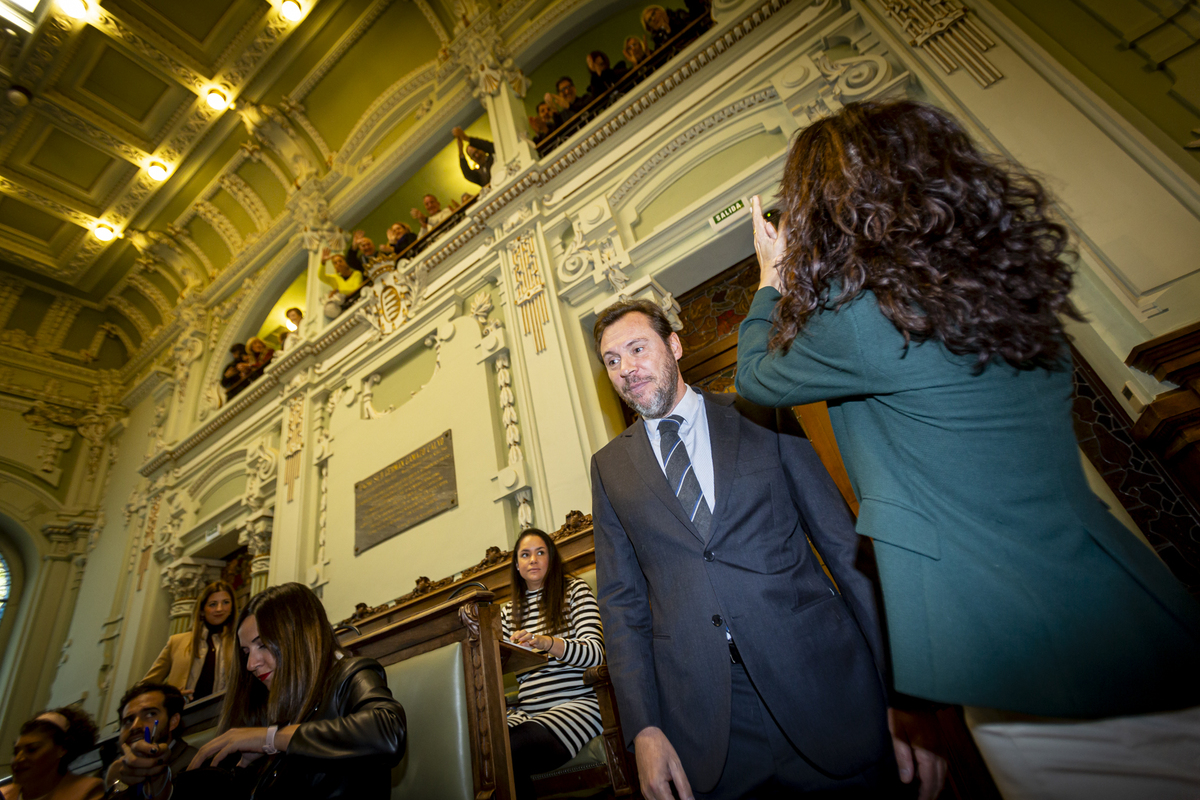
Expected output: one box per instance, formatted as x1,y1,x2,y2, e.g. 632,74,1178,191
770,100,1080,369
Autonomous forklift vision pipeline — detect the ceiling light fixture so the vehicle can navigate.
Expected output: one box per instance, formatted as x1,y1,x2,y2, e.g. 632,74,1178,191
147,161,169,181
94,224,115,242
206,89,228,110
60,0,87,19
6,86,31,107
280,1,302,21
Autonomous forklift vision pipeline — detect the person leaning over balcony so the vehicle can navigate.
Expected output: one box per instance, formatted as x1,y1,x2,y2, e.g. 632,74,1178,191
184,582,406,800
144,581,238,700
502,529,605,800
585,51,628,97
451,127,495,187
318,251,365,320
244,338,275,377
736,99,1200,800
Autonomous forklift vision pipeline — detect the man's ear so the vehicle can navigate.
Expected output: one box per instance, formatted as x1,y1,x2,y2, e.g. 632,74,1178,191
168,713,181,735
668,331,684,361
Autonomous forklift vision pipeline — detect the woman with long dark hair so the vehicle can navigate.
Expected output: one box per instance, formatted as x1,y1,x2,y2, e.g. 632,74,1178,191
736,99,1200,797
144,580,237,700
502,529,605,799
187,582,405,799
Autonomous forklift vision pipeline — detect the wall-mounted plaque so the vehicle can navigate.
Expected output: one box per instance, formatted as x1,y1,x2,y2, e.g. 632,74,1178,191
355,430,457,555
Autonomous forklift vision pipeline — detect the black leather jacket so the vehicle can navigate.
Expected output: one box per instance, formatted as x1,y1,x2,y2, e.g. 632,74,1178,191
253,656,406,799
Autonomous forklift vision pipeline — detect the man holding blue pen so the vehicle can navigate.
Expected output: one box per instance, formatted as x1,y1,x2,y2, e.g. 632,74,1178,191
104,683,198,795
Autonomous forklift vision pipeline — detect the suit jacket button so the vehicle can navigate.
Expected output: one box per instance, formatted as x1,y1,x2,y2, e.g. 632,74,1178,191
703,550,715,562
711,614,722,627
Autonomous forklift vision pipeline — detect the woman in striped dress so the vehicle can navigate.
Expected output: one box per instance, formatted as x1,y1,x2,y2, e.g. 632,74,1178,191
501,529,605,799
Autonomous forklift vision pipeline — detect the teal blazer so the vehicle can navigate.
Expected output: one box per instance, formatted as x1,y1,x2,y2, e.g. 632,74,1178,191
736,287,1200,718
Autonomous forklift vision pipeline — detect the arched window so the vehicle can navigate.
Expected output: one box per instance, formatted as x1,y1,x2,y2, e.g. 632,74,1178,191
0,550,9,626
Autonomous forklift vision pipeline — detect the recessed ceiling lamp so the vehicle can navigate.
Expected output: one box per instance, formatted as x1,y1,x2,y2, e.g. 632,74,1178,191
147,161,169,181
6,86,31,107
206,89,228,110
280,1,302,21
94,224,115,242
60,0,87,19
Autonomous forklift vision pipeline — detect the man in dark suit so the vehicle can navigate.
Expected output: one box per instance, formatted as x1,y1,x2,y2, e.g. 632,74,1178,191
591,299,934,800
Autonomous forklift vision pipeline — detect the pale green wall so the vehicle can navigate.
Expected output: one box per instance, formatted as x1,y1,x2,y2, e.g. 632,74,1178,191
992,0,1200,183
255,269,309,347
370,340,440,413
632,130,787,239
304,1,441,150
197,472,248,521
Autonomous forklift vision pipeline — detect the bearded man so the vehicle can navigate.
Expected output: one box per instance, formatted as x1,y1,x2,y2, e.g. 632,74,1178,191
590,299,942,800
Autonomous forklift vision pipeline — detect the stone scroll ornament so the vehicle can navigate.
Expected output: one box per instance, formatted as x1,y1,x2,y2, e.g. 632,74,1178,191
284,395,304,502
881,0,1001,88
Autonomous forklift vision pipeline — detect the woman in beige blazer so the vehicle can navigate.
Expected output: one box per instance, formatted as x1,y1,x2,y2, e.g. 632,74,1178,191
144,580,237,699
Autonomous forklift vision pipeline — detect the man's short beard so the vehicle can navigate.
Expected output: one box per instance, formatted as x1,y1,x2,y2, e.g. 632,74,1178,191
622,357,681,419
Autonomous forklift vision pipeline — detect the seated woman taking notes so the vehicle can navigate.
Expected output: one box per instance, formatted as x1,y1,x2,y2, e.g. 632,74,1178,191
502,529,605,800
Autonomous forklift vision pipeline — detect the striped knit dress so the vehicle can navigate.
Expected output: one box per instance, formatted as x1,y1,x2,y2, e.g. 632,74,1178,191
501,577,606,757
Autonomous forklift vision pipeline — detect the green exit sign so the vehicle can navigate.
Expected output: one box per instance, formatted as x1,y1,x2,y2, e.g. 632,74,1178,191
712,199,745,225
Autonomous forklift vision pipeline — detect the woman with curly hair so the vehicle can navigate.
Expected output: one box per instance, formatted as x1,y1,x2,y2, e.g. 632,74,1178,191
736,100,1200,798
3,710,103,800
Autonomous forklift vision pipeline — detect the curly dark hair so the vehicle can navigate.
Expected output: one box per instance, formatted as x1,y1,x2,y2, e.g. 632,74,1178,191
769,99,1080,369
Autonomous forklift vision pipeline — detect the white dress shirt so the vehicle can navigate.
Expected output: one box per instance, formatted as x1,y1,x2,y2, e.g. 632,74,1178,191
643,385,715,509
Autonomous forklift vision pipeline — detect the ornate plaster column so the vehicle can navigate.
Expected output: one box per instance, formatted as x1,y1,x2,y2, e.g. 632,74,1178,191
451,11,537,175
293,181,346,340
160,557,225,635
243,510,275,595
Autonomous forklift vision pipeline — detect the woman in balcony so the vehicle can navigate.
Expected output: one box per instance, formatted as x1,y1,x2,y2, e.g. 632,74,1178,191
319,252,365,320
502,529,605,800
144,580,238,701
735,99,1200,798
187,582,406,799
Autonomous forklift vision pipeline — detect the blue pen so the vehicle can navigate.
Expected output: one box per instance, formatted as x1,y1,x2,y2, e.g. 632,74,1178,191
143,719,158,743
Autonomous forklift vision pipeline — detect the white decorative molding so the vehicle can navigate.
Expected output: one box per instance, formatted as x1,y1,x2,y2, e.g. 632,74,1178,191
34,297,82,350
106,296,154,340
279,98,332,163
218,173,272,232
90,8,207,92
336,64,438,167
194,200,246,255
127,275,172,318
290,0,397,101
879,0,1000,88
413,0,450,43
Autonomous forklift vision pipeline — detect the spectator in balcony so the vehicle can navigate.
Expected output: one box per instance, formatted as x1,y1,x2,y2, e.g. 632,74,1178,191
413,195,453,238
319,252,365,319
461,191,476,207
641,4,697,49
385,222,417,255
586,51,628,97
624,35,650,67
144,581,238,700
247,338,274,373
544,76,589,119
222,343,248,397
452,127,495,187
533,103,562,142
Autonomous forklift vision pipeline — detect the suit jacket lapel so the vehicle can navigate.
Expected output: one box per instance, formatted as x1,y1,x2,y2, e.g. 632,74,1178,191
622,422,705,543
705,392,740,545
